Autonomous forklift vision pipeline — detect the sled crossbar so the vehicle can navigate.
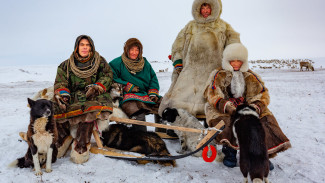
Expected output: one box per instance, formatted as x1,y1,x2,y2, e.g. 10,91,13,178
109,116,219,134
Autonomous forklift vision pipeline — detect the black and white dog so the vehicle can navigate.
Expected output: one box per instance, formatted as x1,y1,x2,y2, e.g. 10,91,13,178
161,108,210,157
10,98,58,175
101,124,176,166
232,104,269,183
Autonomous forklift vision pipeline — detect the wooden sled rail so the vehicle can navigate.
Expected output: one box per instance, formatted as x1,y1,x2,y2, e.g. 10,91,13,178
109,116,224,134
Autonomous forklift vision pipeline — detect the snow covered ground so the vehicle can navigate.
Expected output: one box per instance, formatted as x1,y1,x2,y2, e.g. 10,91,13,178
0,61,325,183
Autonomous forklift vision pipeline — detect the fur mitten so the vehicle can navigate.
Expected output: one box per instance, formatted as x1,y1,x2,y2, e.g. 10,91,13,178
223,101,236,115
249,103,261,115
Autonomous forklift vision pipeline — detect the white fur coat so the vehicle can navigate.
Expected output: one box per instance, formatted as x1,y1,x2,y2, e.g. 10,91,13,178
159,0,240,116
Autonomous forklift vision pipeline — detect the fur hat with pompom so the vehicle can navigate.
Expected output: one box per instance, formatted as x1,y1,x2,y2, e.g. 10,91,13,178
222,43,249,72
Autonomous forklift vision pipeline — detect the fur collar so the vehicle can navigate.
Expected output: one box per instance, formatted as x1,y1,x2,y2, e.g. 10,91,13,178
192,0,222,24
231,71,245,98
222,43,249,72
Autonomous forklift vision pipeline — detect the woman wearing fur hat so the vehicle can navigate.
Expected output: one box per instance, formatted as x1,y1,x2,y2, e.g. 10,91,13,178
204,43,291,168
53,35,113,164
109,38,161,131
158,0,240,116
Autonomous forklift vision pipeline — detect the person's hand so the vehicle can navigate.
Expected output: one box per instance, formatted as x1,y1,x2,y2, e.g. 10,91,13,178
86,84,104,99
249,103,261,115
131,86,140,93
54,94,67,111
150,96,158,103
62,96,69,103
176,67,183,74
225,101,236,115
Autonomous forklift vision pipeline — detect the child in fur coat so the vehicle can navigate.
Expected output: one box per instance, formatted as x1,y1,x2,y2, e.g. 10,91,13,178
204,43,291,168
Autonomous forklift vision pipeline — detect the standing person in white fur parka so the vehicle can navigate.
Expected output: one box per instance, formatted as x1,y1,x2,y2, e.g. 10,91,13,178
204,43,291,168
158,0,240,116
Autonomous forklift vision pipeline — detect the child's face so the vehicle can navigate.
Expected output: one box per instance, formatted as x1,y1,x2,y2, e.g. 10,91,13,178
230,60,243,71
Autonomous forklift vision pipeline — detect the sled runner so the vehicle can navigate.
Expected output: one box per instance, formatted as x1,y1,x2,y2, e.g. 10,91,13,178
90,117,225,163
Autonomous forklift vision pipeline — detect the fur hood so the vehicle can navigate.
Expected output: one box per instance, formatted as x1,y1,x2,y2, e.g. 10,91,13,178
74,35,95,53
123,38,143,59
192,0,222,24
222,43,249,72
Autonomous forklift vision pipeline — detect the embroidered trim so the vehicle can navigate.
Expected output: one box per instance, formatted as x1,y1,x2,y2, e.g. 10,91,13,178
148,89,159,96
124,82,134,93
174,64,183,69
56,88,71,96
95,82,106,92
172,59,182,67
212,70,221,89
228,97,245,107
214,98,222,109
122,93,155,104
54,106,112,119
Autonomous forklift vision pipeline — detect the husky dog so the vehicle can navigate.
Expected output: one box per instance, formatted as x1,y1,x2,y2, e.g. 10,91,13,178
10,98,58,175
108,83,128,119
232,104,269,183
102,124,176,166
161,108,212,157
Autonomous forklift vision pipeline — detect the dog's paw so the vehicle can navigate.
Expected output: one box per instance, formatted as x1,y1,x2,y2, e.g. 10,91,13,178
35,171,43,176
45,168,52,173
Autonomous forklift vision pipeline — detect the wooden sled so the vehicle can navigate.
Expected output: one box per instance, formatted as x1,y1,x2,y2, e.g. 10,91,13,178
18,116,225,164
90,117,225,163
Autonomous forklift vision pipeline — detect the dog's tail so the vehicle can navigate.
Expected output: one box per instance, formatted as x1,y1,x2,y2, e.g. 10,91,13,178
8,157,32,168
8,159,18,168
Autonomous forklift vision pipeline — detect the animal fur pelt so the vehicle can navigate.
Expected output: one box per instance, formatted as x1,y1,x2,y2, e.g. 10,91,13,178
232,104,269,183
101,124,175,166
10,98,58,175
161,108,215,157
31,86,54,101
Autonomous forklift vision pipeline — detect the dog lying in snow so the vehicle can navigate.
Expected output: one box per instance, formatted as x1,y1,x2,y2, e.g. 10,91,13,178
161,108,216,157
10,98,58,175
101,124,175,166
232,104,269,183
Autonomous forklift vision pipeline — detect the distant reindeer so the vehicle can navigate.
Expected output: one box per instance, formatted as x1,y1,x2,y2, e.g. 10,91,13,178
300,62,314,71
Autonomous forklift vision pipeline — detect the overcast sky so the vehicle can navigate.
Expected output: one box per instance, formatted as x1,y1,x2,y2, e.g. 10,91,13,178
1,0,324,66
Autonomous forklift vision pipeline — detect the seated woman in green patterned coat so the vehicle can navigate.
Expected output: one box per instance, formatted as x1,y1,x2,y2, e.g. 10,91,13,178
109,38,161,132
53,35,113,164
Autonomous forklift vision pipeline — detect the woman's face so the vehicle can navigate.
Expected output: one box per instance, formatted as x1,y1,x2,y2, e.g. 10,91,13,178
128,46,140,60
78,39,91,58
230,60,243,71
200,4,211,18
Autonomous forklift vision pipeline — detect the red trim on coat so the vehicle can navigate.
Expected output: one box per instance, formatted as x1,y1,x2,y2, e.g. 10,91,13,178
214,98,222,109
54,106,112,119
212,70,221,90
95,82,106,92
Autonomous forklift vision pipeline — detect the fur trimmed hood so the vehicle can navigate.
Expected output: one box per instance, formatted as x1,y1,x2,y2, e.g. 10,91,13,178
74,35,95,53
222,43,249,72
124,38,143,59
192,0,222,24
